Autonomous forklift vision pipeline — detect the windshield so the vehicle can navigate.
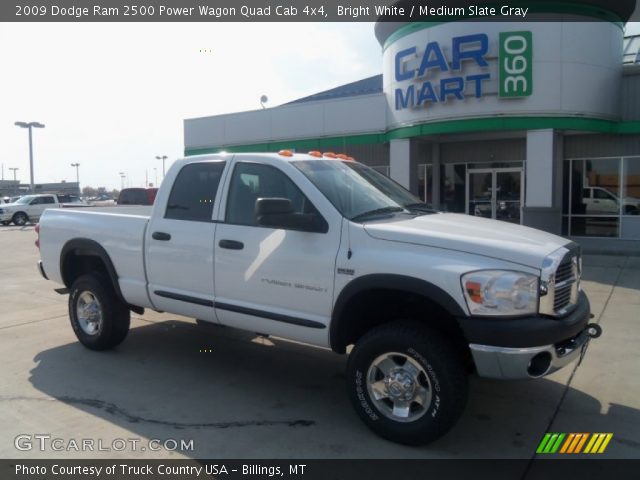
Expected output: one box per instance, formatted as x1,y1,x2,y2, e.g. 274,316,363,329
293,160,404,220
343,162,435,211
15,195,35,205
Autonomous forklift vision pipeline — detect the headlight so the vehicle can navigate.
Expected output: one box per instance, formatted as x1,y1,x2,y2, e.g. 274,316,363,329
461,270,538,316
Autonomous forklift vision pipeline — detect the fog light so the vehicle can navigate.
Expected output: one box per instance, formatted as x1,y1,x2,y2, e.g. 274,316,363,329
527,352,552,377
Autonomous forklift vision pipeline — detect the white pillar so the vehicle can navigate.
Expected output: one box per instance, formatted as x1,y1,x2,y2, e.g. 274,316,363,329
390,138,411,189
526,129,555,208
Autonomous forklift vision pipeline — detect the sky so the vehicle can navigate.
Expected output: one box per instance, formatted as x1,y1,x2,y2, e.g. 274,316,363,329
0,22,382,190
2,20,639,191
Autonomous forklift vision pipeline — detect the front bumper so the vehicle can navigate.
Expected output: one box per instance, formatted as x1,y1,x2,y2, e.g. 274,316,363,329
469,328,591,379
460,291,596,379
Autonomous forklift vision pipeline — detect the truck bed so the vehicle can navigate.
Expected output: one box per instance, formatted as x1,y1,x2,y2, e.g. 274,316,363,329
39,207,153,309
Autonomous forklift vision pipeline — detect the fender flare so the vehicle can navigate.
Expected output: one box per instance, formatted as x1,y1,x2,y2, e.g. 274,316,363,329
330,274,467,353
60,238,125,303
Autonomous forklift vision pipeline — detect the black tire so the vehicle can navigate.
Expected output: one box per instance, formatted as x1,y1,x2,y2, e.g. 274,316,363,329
1,221,9,226
347,321,468,445
69,273,130,351
12,212,28,226
625,205,639,215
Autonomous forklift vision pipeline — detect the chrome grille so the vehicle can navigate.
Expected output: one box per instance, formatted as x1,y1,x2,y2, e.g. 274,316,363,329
539,245,581,317
553,258,576,312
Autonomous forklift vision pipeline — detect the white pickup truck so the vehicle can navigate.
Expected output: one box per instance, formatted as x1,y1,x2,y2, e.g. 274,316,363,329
0,193,88,226
37,152,600,445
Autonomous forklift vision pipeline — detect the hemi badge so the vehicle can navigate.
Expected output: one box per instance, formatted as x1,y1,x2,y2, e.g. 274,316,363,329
337,268,355,276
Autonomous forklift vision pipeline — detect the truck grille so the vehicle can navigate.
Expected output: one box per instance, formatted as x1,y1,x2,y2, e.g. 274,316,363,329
553,255,577,313
539,245,581,318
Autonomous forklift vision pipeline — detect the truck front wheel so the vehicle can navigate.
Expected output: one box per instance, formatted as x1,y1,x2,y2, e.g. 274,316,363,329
347,321,468,445
69,273,130,350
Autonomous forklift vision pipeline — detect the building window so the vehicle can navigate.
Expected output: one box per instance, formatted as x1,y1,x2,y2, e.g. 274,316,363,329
563,156,640,238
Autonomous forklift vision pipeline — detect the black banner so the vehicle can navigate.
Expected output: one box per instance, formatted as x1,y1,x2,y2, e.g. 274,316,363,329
2,459,640,480
1,0,638,22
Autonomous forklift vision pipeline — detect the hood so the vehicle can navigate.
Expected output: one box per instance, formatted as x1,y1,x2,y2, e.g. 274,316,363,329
363,213,570,269
0,202,19,209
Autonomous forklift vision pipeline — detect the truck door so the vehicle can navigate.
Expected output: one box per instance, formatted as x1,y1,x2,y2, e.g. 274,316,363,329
214,161,341,346
145,160,227,322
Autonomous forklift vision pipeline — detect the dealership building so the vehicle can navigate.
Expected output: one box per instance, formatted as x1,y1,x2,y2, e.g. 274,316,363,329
184,1,640,252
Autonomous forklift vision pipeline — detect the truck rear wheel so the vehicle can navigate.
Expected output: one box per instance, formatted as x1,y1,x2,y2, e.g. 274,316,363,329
347,321,468,445
69,273,130,350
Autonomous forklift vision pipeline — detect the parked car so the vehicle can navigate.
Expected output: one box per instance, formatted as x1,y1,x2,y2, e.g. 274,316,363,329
37,152,599,445
0,194,62,225
117,188,158,205
583,186,640,215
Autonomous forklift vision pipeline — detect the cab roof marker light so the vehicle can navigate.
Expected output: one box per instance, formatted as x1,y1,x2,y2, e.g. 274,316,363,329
308,151,322,157
323,152,337,158
278,150,294,157
346,156,355,161
336,154,349,160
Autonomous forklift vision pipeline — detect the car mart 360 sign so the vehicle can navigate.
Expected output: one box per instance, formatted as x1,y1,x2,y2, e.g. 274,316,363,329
394,31,532,110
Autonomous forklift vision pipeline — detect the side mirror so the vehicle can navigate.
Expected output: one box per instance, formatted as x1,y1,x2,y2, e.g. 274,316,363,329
255,197,327,233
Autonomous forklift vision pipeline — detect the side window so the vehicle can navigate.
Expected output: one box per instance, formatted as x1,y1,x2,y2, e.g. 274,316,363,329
594,189,615,201
43,196,55,204
226,162,320,227
165,162,225,222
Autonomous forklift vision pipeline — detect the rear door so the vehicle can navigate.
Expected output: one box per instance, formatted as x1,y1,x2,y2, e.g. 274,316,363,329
145,160,227,321
28,195,56,220
213,159,342,345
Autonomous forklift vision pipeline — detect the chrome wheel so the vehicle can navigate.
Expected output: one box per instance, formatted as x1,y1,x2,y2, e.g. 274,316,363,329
366,352,432,423
76,291,103,335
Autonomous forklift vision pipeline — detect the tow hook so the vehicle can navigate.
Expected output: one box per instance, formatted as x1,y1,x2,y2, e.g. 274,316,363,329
586,323,602,339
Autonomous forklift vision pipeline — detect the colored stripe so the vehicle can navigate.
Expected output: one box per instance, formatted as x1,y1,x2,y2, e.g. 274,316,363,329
550,433,566,453
543,434,559,453
598,434,613,453
584,433,598,453
574,433,589,453
590,433,607,453
536,433,552,454
560,433,575,454
567,434,583,453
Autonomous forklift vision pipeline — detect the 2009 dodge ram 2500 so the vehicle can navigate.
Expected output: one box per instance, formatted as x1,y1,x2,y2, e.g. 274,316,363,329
36,152,600,445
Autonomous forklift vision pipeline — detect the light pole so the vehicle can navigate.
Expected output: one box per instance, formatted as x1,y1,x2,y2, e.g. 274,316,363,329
119,172,126,190
14,121,45,193
70,163,80,193
153,167,158,187
9,168,19,195
155,155,168,179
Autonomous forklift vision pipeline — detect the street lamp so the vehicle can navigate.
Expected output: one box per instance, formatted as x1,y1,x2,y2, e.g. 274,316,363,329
153,167,158,187
14,121,45,193
119,172,126,190
155,155,168,179
70,163,80,193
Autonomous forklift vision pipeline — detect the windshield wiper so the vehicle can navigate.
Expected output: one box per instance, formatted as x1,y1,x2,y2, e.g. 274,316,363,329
350,206,404,222
403,202,437,214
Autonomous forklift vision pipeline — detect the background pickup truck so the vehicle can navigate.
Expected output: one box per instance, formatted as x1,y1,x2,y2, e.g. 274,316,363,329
0,193,90,226
37,152,600,445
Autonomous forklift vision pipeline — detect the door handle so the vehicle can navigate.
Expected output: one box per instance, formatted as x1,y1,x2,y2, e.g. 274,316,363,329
219,239,244,250
152,231,171,241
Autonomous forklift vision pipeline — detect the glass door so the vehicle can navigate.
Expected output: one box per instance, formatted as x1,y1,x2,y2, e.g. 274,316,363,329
466,168,523,224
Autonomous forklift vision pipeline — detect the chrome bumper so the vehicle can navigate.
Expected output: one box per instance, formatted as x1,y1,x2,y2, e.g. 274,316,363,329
470,329,592,380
